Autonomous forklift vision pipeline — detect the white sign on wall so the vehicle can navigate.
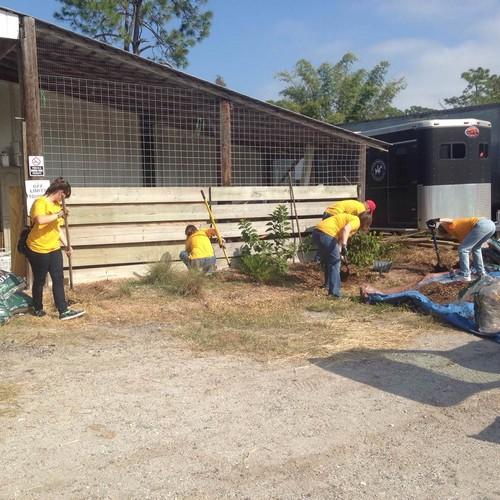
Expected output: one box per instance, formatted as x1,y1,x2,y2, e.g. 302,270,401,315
28,156,45,177
25,179,50,212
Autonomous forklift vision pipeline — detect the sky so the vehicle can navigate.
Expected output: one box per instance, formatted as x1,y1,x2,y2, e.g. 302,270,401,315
3,0,500,110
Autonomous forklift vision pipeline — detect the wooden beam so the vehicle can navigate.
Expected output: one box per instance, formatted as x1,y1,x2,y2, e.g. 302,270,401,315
220,100,232,186
210,185,358,202
358,144,367,200
19,17,43,167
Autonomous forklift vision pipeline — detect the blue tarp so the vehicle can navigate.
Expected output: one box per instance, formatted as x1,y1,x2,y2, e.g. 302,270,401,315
367,272,500,343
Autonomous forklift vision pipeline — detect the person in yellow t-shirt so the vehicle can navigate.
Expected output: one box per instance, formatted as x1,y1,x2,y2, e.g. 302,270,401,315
313,212,372,297
179,225,219,273
435,216,496,281
25,177,85,321
323,199,377,219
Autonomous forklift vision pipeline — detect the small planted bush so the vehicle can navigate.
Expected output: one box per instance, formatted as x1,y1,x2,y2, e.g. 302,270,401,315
347,231,397,267
238,204,295,282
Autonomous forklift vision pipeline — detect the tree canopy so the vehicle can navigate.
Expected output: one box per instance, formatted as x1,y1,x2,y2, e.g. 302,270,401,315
54,0,212,68
444,67,500,108
269,53,406,124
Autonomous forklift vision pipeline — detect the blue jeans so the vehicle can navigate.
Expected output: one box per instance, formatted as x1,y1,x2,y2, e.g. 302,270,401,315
458,219,496,277
179,251,216,273
312,229,341,297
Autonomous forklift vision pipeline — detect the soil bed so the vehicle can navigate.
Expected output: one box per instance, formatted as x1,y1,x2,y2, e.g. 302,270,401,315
417,281,470,304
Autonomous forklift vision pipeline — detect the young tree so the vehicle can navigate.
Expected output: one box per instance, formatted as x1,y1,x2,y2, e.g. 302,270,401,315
54,0,212,68
444,67,500,107
269,53,406,124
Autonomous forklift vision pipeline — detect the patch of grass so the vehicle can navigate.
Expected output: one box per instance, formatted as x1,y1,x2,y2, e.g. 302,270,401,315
141,257,208,297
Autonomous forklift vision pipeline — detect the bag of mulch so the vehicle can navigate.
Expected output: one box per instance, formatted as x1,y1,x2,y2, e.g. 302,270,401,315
0,302,11,326
2,292,32,314
474,279,500,335
0,270,26,301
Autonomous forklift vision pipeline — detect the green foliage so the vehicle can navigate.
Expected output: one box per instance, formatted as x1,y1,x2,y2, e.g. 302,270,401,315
142,253,206,296
347,231,397,267
299,234,315,255
238,204,295,282
54,0,212,67
269,53,406,124
444,67,500,107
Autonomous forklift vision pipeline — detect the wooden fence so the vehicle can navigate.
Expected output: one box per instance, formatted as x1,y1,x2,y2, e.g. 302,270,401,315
61,185,358,283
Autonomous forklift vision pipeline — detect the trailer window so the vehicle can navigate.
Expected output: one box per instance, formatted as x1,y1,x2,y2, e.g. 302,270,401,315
439,143,466,159
479,143,489,159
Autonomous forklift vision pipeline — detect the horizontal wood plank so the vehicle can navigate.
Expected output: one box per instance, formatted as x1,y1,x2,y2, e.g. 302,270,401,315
66,241,245,267
69,218,321,246
68,187,210,205
210,185,358,202
67,200,333,225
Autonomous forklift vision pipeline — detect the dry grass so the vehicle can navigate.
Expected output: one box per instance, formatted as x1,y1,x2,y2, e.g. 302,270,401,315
0,244,454,360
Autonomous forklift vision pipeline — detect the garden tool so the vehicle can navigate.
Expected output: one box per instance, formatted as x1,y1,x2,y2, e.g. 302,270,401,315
201,190,230,266
372,260,392,273
61,196,74,290
340,247,350,282
426,218,448,272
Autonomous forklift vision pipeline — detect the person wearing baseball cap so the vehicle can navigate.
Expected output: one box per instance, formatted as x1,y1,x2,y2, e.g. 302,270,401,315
323,199,376,219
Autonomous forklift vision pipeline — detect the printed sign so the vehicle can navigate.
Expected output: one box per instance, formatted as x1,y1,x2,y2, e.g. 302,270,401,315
370,159,387,182
28,155,45,177
464,126,480,138
25,179,50,212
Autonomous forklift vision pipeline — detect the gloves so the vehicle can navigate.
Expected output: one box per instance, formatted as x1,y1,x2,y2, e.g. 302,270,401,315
426,218,440,230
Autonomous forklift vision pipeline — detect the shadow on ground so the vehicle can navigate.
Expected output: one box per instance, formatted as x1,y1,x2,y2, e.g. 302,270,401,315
311,340,500,407
471,417,500,445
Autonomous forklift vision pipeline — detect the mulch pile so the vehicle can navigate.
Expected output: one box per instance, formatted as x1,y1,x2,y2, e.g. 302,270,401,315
417,281,470,304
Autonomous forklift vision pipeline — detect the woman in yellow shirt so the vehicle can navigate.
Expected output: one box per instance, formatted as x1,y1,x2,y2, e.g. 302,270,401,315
179,225,218,273
26,177,85,320
437,217,496,281
313,212,372,297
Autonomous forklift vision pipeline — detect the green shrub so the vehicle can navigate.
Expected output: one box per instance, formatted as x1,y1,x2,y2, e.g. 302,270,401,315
348,231,398,267
238,204,295,282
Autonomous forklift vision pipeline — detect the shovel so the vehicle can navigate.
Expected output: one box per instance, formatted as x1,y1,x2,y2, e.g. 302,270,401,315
429,226,448,272
340,253,350,282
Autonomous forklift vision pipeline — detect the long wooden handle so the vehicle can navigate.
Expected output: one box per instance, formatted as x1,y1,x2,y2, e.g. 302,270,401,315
201,190,230,266
61,197,74,290
288,172,304,260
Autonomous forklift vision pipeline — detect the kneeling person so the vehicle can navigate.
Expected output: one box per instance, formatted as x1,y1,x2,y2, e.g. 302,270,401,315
180,225,218,273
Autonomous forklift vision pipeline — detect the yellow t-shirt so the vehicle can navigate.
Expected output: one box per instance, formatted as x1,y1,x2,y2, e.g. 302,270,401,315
325,199,366,217
316,213,361,240
186,229,217,259
445,217,480,242
27,196,63,253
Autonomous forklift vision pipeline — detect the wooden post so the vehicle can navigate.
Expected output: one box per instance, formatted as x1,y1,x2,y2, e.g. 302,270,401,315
302,144,315,185
19,16,43,168
358,144,367,200
220,100,232,186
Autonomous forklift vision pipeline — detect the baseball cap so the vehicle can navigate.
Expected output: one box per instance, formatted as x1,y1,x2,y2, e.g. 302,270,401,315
366,200,376,213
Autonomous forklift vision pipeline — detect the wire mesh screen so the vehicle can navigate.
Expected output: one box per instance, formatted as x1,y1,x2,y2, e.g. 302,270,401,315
39,75,220,187
36,37,362,188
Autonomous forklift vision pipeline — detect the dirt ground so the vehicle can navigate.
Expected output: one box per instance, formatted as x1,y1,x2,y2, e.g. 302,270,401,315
1,244,499,498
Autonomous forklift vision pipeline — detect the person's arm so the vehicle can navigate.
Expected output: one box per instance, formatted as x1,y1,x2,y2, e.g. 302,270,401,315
32,210,64,225
339,223,352,247
58,227,72,256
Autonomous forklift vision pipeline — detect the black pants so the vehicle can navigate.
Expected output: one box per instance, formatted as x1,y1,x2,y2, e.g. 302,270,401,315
26,248,67,313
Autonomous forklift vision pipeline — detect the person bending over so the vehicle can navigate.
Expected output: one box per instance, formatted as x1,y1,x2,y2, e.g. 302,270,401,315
26,177,85,320
323,199,376,220
179,225,219,273
312,212,372,298
431,217,496,282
